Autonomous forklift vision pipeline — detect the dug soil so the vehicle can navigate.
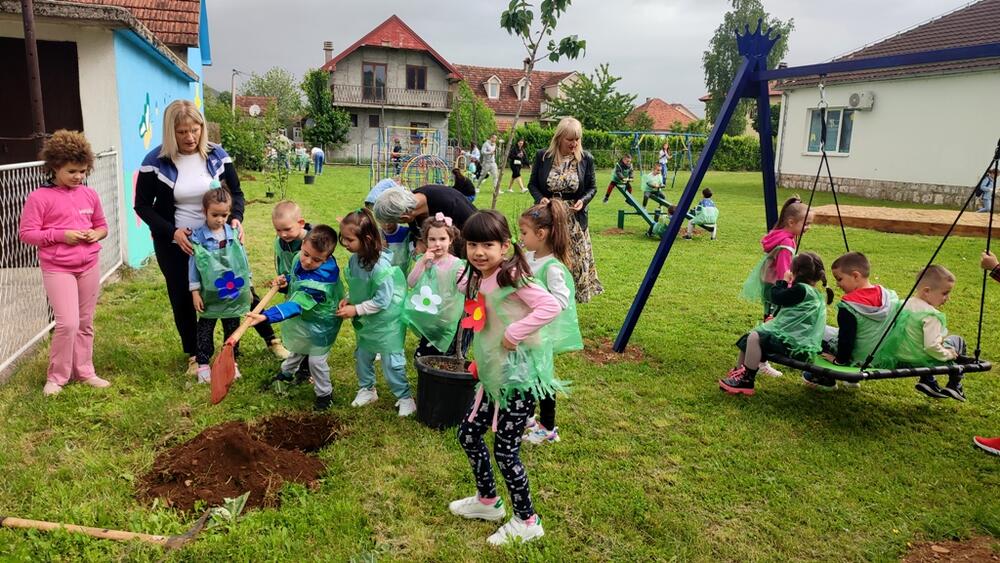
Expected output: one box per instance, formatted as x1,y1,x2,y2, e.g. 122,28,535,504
422,356,471,374
903,537,1000,562
139,414,340,511
583,337,648,366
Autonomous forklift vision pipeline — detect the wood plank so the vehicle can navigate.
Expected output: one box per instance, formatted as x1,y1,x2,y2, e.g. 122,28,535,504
811,205,1000,238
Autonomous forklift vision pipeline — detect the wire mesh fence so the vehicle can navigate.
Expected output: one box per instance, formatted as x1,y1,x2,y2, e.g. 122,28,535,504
0,151,123,375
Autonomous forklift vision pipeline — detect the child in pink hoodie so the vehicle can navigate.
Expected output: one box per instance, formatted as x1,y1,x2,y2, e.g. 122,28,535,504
18,130,111,396
739,196,812,378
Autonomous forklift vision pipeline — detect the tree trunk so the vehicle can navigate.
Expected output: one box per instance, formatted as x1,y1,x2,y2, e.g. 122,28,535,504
489,64,533,210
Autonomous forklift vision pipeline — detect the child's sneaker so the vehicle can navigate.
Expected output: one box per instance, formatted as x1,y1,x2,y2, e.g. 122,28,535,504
524,426,560,445
186,356,198,377
80,376,111,388
314,393,332,411
486,515,545,546
448,496,506,521
523,416,539,432
841,380,861,389
942,379,966,402
268,338,290,360
196,365,211,384
42,382,63,397
396,397,417,417
719,366,755,395
801,371,836,391
759,361,783,378
351,387,378,407
915,376,947,399
973,436,1000,456
233,364,242,380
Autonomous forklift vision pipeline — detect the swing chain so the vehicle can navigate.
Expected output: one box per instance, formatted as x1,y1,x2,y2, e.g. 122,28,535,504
817,80,828,109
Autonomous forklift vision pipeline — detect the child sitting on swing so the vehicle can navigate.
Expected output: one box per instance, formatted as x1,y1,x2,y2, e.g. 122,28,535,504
720,252,834,396
872,265,968,401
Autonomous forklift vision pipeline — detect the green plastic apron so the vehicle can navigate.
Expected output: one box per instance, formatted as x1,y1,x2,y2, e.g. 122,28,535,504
192,239,252,319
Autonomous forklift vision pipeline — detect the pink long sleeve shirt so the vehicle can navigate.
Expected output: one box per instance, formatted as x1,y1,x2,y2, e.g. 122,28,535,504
479,269,561,344
407,253,464,287
19,184,108,274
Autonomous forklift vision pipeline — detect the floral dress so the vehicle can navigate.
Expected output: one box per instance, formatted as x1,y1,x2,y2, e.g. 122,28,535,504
546,159,604,303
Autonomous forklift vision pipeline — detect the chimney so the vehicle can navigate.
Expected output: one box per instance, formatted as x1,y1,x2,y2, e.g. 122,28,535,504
645,97,652,103
323,41,334,63
778,62,788,69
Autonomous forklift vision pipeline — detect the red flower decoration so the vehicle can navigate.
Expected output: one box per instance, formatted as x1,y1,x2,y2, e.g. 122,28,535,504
461,294,487,332
468,361,478,380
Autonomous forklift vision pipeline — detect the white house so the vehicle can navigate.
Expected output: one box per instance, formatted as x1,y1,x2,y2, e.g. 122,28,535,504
775,0,1000,207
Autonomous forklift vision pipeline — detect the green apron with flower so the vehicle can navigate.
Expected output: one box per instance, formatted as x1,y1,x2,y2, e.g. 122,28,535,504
839,289,900,366
402,257,466,352
273,237,299,278
871,309,948,369
755,284,826,361
282,258,344,356
533,258,583,354
192,240,252,319
471,285,565,408
741,245,795,303
347,259,407,354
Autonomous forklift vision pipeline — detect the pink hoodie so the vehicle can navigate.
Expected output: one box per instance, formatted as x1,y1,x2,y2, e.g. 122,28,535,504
19,184,107,274
760,228,797,283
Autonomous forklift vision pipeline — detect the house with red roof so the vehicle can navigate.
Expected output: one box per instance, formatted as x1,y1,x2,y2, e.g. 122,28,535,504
774,0,1000,206
628,98,699,131
318,15,460,159
453,64,578,131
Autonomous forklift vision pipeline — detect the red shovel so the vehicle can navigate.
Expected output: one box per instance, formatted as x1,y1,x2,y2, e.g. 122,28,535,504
210,284,280,404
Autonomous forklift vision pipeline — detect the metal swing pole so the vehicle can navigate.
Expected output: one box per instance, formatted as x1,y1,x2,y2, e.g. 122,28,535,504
974,144,1000,360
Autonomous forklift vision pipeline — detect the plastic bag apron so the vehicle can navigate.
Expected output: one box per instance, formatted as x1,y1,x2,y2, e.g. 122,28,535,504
755,284,826,360
348,263,406,354
402,257,466,352
872,309,948,369
533,258,583,354
273,237,298,278
193,240,252,319
741,245,795,303
840,290,900,366
282,270,343,356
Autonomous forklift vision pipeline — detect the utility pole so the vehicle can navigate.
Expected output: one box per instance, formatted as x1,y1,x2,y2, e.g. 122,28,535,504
230,68,243,115
21,0,46,154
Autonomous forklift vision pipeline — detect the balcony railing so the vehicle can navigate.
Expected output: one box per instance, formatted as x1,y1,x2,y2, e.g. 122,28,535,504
331,84,452,110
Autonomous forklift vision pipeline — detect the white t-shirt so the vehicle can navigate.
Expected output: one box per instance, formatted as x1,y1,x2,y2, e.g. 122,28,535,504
481,140,496,164
525,251,570,309
173,153,213,232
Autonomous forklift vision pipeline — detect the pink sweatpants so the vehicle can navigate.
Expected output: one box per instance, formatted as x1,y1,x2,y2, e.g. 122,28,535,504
41,265,101,385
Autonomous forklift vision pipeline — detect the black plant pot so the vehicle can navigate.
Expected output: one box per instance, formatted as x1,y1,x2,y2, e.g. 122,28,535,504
304,174,315,185
265,191,275,198
414,355,476,429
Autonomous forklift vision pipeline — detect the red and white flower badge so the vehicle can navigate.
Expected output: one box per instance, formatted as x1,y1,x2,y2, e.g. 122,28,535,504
461,293,487,332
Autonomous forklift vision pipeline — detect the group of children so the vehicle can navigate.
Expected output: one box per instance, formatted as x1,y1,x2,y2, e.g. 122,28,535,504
722,196,971,400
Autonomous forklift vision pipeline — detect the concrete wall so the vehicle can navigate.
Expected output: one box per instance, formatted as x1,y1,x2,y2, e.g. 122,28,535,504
776,71,1000,206
331,46,449,92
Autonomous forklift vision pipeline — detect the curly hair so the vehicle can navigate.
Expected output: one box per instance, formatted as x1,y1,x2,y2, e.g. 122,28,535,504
40,130,94,175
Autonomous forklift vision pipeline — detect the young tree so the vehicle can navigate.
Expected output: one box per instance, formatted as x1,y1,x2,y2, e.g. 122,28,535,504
702,0,793,135
241,67,305,126
300,69,350,151
450,81,498,148
488,0,586,209
544,63,636,131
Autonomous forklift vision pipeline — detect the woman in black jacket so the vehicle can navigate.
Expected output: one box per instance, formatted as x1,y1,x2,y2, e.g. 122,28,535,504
527,116,603,302
134,100,285,376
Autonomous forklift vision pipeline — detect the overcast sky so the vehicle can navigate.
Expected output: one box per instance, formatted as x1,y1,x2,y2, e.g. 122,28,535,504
204,0,967,117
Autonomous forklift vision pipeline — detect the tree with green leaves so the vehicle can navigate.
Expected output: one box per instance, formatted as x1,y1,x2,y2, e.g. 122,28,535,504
240,67,304,126
752,103,781,137
544,63,636,131
488,0,586,209
702,0,793,135
625,110,654,132
450,81,498,148
300,69,350,152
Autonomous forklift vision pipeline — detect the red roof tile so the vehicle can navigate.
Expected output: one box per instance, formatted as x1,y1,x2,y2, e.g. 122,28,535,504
320,15,460,79
69,0,201,46
453,64,575,118
779,0,1000,88
629,98,697,130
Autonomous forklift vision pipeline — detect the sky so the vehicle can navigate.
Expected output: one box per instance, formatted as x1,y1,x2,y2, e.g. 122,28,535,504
203,0,969,118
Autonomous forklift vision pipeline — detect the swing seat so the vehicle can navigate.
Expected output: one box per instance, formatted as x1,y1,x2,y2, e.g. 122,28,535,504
765,354,993,383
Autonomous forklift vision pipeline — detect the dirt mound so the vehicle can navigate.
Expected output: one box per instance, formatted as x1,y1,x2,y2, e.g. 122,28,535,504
903,537,999,562
583,337,647,366
139,414,340,511
600,227,629,235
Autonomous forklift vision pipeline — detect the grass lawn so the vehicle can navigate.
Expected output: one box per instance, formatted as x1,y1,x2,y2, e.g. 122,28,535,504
1,166,998,561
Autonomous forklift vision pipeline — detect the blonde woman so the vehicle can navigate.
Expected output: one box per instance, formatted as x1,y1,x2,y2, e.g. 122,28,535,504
527,117,603,302
134,100,286,375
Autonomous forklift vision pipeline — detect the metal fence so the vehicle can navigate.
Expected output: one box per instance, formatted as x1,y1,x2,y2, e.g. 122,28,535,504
0,151,124,375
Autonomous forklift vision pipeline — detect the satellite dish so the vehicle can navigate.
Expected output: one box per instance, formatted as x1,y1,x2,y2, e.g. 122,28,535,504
305,118,316,128
249,104,261,117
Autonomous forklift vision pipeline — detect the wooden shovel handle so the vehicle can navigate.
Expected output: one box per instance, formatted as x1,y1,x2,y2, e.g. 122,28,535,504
1,516,170,545
226,284,281,345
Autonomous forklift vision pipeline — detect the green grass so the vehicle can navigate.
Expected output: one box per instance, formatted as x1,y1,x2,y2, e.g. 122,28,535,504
1,166,998,561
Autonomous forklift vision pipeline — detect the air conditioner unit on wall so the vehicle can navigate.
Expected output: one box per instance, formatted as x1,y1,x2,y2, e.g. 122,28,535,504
848,91,875,110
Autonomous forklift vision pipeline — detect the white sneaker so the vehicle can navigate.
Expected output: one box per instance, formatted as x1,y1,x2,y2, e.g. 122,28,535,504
196,365,211,384
448,496,506,521
396,397,417,417
351,387,378,407
42,382,63,396
80,376,110,388
759,362,783,378
842,380,861,389
524,427,560,445
186,356,198,377
486,516,545,546
523,416,539,431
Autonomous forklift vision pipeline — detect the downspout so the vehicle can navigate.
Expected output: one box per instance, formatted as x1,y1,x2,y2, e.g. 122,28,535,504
21,0,46,154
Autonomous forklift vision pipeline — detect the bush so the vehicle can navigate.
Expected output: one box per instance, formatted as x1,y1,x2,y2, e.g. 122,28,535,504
205,99,274,171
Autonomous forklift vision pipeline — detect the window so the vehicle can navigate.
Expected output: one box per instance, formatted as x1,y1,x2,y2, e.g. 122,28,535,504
350,113,358,127
406,65,427,90
362,62,386,101
516,79,530,101
368,114,380,128
486,77,500,99
292,126,302,141
806,108,854,154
